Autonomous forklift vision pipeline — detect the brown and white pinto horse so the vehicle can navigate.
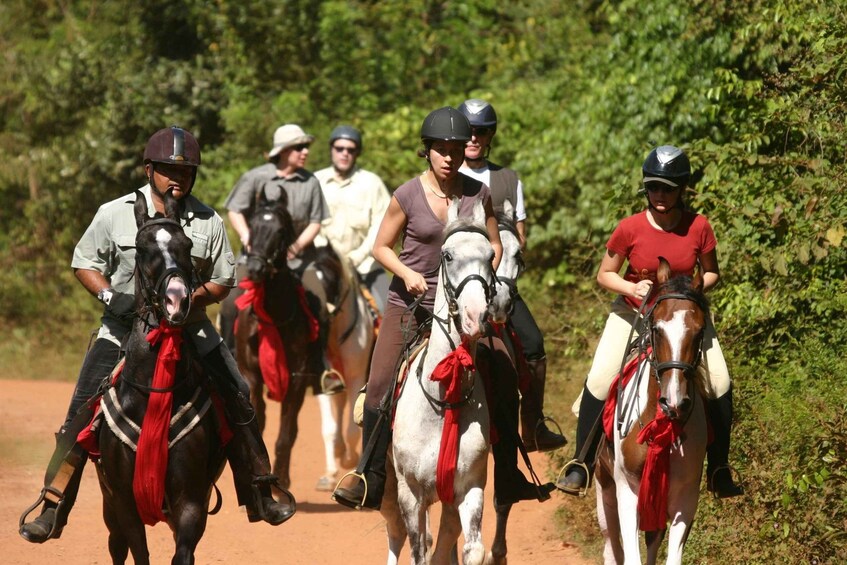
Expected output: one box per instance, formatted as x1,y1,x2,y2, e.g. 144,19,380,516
594,258,709,565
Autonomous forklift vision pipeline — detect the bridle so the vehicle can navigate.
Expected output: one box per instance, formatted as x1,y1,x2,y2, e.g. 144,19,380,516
436,224,498,339
134,217,195,323
244,206,288,278
494,219,524,315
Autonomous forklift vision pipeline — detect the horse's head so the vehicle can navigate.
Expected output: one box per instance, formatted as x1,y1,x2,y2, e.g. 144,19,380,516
648,257,708,421
133,190,193,324
440,198,496,340
245,190,296,281
490,200,523,323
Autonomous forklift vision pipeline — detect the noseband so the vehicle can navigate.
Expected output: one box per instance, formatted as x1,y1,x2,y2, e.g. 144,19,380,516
135,218,194,322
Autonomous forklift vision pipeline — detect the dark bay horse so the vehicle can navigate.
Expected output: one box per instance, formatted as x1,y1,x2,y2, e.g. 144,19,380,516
234,193,324,491
594,258,709,564
96,192,226,565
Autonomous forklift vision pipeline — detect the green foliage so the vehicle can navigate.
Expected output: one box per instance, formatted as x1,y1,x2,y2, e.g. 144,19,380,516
2,0,847,560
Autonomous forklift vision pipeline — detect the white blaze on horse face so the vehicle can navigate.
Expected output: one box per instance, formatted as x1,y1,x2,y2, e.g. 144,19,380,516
155,228,188,317
655,308,693,407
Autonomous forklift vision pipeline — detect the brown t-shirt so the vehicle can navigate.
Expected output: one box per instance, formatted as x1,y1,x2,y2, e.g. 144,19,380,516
387,173,491,310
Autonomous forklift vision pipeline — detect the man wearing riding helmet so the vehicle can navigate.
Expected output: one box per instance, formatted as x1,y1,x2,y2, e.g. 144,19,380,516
458,98,568,454
556,145,743,499
218,124,335,391
19,127,295,545
315,125,391,313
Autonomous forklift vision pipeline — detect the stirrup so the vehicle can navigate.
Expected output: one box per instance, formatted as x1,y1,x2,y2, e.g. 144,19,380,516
707,465,744,499
320,369,346,395
555,460,592,497
531,416,567,450
19,487,66,541
331,471,368,510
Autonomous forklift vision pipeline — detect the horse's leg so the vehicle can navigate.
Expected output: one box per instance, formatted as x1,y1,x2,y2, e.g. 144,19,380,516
100,452,150,565
100,492,130,565
456,486,488,565
432,503,463,564
644,528,666,565
490,501,512,564
396,477,428,565
615,473,642,564
274,377,308,490
170,501,208,565
340,342,365,469
381,451,407,565
595,457,624,565
316,393,341,489
663,477,702,565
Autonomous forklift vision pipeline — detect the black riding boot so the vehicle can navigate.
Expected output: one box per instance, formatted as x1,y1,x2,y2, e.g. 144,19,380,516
520,358,567,452
486,346,555,505
332,406,391,510
19,431,86,543
201,345,296,525
556,385,605,496
706,388,744,498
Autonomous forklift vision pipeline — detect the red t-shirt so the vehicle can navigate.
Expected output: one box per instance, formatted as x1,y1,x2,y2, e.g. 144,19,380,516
606,210,717,309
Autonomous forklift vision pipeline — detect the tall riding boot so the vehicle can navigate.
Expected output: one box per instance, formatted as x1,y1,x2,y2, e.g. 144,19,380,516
706,388,744,498
19,431,86,543
520,358,567,452
202,346,296,525
332,406,391,509
556,385,606,496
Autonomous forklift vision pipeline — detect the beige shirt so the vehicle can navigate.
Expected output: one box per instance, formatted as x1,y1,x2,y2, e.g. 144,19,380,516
314,166,390,275
72,184,236,353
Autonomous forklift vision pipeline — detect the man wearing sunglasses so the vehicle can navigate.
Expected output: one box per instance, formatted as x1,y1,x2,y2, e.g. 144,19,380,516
458,99,568,454
314,125,391,313
219,124,332,388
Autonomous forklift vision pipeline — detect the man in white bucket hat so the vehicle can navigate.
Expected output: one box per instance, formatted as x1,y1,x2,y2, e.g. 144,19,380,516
219,124,336,393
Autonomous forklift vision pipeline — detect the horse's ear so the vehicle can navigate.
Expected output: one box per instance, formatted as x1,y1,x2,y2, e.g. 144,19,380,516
134,190,149,228
447,197,460,224
163,189,180,220
472,198,486,225
256,187,269,209
502,199,515,221
656,257,672,284
691,263,704,292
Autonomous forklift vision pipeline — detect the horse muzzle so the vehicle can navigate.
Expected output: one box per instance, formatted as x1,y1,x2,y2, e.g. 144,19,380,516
162,276,190,324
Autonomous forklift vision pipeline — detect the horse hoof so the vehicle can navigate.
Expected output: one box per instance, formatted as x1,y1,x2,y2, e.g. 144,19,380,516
315,476,335,492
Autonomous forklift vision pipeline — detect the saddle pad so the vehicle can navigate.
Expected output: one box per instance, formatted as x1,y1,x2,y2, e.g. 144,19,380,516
101,385,212,452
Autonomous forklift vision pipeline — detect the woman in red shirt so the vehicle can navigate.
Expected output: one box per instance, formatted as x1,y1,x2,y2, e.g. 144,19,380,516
556,145,743,499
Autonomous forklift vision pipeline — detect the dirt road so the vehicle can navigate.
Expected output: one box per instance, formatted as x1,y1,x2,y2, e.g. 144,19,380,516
1,379,591,564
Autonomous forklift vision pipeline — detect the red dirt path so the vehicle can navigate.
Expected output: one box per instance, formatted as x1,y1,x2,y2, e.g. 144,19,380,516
1,379,591,564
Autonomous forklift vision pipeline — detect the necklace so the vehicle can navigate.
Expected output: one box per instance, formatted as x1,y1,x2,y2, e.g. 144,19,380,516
421,173,450,199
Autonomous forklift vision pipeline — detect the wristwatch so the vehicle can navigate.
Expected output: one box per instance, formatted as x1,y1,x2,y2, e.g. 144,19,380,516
97,287,115,306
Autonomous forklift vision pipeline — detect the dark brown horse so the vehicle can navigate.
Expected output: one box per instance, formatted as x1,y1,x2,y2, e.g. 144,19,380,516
234,193,324,491
96,191,226,565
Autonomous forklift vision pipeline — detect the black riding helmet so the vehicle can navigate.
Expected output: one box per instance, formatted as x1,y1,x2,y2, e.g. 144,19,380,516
329,125,362,151
642,145,690,188
144,126,201,190
420,107,472,142
457,99,498,131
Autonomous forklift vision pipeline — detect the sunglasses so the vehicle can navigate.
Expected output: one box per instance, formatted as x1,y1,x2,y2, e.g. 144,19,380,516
332,145,358,154
645,184,680,194
291,143,311,152
471,126,492,137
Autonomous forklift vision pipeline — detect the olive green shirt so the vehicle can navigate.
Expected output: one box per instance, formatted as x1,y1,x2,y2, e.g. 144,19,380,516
72,184,236,354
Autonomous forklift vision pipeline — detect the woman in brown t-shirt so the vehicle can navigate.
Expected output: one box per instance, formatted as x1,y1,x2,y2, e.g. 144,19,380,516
332,107,502,510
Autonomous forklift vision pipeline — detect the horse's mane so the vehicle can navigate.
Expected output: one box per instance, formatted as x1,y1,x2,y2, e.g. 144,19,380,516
654,275,710,315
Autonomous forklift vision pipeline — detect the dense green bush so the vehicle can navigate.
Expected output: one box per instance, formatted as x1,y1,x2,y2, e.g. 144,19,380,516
2,0,845,560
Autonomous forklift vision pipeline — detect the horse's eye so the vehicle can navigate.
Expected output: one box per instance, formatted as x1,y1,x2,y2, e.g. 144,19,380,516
443,251,453,262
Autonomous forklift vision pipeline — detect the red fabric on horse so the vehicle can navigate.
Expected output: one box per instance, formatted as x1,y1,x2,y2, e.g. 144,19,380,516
429,341,475,504
134,320,183,526
235,279,291,402
636,412,683,531
295,283,320,343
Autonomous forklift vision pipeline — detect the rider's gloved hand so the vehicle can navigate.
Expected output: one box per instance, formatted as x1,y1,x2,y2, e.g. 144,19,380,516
98,287,136,320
